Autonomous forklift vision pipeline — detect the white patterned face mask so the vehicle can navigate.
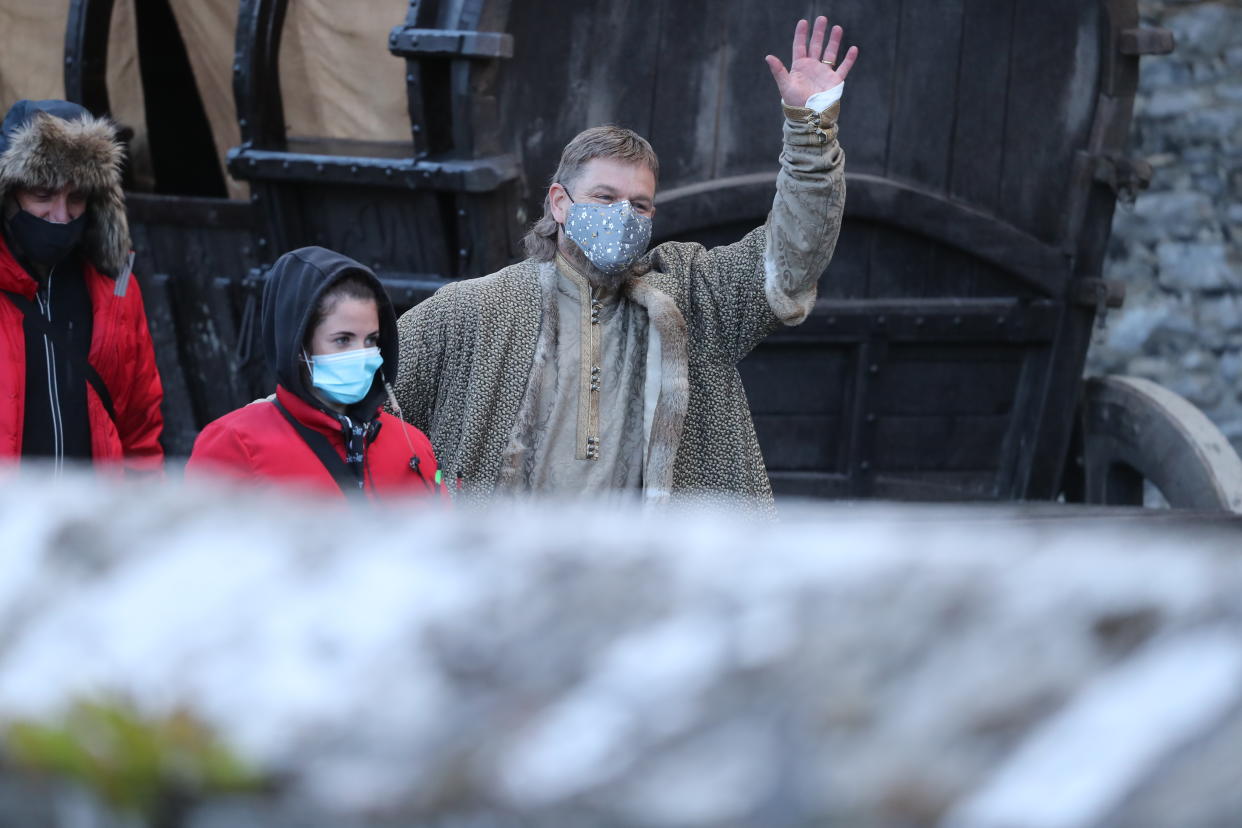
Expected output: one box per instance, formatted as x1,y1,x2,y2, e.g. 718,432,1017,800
561,193,653,275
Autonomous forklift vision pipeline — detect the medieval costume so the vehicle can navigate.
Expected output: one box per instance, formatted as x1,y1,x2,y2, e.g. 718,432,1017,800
396,102,845,506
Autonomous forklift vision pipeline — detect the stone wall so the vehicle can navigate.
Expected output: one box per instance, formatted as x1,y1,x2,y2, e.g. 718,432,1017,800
1088,0,1242,451
1,472,1241,826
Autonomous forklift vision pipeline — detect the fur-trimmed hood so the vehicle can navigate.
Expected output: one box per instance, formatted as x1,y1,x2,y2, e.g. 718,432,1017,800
0,99,130,278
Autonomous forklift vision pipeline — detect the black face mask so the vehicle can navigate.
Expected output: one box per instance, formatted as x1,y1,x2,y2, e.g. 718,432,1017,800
7,209,85,268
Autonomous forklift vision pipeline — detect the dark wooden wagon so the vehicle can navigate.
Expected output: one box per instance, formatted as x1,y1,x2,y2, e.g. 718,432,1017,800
56,0,1242,509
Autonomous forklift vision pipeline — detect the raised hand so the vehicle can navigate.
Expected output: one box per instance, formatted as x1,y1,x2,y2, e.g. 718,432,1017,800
765,16,859,108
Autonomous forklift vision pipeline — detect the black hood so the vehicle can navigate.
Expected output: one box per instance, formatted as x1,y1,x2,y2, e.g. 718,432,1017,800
261,246,398,417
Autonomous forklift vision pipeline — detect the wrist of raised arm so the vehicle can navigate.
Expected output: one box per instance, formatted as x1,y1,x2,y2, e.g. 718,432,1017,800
781,100,841,147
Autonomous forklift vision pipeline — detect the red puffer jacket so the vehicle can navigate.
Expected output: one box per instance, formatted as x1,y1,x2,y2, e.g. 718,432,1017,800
186,385,442,500
0,234,163,471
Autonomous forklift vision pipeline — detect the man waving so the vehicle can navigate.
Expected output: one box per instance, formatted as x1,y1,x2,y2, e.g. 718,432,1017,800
396,16,857,506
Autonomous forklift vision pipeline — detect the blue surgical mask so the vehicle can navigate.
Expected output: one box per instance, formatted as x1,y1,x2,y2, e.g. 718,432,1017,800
308,346,383,405
562,196,652,275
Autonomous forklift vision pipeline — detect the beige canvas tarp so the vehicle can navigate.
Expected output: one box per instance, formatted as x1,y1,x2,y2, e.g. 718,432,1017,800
0,0,409,201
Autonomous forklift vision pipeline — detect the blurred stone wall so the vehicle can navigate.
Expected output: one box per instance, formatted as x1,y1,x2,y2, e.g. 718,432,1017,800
1089,0,1242,450
1,472,1241,827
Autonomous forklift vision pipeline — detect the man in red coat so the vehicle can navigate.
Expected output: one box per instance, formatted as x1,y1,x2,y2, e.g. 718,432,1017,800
0,99,163,473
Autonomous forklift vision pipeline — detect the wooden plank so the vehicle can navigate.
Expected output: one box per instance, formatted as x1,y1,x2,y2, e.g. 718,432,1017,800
873,415,1010,471
947,0,1014,212
769,471,852,500
872,472,1000,500
500,0,660,204
998,0,1101,245
294,185,451,276
867,224,931,298
648,0,728,186
835,0,901,176
885,0,965,192
846,174,1071,298
875,346,1024,416
739,346,848,414
753,415,843,471
712,0,817,179
141,271,198,458
818,218,872,300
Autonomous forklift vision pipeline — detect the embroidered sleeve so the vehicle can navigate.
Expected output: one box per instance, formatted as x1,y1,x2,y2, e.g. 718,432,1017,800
649,105,845,364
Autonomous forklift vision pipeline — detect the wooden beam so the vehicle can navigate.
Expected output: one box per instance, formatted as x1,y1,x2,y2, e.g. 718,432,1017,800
64,0,116,116
655,171,1072,297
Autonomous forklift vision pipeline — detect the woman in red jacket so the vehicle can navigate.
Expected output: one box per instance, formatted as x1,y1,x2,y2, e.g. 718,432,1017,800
187,246,440,500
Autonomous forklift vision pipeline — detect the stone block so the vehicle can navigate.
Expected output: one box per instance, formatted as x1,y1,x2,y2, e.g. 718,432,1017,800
1129,190,1216,242
1141,87,1214,118
1165,4,1242,60
1184,108,1242,148
1219,349,1242,384
1156,242,1239,291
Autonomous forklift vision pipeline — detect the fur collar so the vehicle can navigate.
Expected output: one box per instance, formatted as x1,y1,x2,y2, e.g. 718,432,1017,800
624,277,689,503
493,263,691,502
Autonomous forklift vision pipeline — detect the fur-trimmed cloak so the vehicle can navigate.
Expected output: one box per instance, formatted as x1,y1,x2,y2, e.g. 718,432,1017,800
395,108,845,506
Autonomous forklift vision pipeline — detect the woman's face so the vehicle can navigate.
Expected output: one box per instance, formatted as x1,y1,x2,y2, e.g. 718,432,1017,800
308,297,380,356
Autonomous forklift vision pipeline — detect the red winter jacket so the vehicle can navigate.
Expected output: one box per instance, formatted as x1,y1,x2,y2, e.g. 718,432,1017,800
186,385,442,500
0,234,163,471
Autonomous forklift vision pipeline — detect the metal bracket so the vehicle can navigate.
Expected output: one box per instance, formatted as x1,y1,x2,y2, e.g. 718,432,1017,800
226,147,520,193
1092,154,1153,205
1073,277,1126,331
388,27,514,59
1071,278,1126,310
1119,27,1175,56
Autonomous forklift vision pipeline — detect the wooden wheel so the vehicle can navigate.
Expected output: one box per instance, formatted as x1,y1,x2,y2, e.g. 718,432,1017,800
1081,376,1242,511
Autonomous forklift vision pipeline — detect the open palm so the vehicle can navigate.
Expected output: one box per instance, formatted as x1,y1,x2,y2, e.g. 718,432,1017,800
766,17,859,108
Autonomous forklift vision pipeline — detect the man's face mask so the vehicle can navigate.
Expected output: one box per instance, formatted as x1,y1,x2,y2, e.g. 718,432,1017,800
307,347,383,406
8,209,85,267
561,191,652,276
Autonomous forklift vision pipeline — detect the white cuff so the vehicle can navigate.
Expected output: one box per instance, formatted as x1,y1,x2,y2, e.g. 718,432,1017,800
805,84,844,113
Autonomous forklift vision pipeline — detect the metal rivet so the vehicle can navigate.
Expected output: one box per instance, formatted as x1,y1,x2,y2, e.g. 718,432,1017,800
827,317,836,326
866,413,876,423
316,163,325,173
876,315,886,326
868,364,879,374
458,209,467,217
385,168,393,177
953,316,962,326
350,165,359,175
860,461,871,471
458,248,468,257
407,73,415,82
915,317,925,326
